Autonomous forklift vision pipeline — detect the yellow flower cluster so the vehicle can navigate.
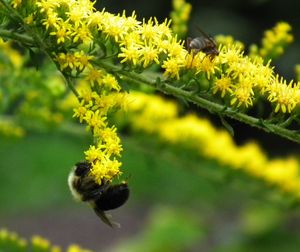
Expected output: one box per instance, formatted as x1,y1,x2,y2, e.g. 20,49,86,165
0,119,25,138
125,91,300,198
0,228,93,252
12,1,300,115
214,34,244,51
73,78,126,184
0,228,27,249
0,38,23,68
250,22,293,60
170,0,192,38
6,0,300,183
216,44,300,113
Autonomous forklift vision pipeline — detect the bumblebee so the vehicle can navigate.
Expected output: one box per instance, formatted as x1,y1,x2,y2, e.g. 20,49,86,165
186,27,219,60
68,162,129,228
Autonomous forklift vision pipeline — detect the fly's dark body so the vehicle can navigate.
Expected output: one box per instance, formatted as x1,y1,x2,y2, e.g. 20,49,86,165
186,28,219,60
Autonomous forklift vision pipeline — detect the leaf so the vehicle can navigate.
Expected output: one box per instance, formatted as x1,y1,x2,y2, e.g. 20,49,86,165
219,115,234,136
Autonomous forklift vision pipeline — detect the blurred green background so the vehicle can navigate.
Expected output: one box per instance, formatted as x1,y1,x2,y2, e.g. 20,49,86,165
1,0,300,251
1,131,300,251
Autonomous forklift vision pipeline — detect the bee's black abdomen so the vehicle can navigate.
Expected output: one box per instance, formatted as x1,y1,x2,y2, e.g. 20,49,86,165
95,183,129,211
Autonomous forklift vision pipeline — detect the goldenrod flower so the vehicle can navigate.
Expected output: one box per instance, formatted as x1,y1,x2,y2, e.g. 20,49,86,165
267,76,299,113
231,85,254,108
162,57,184,79
119,45,141,66
41,10,62,30
85,68,104,86
50,23,72,44
140,44,160,67
213,75,233,97
101,74,121,91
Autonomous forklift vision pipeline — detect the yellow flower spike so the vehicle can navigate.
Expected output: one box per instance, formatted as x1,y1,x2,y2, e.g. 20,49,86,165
31,235,50,250
67,244,93,252
126,91,300,198
256,22,294,60
170,0,192,38
263,158,299,191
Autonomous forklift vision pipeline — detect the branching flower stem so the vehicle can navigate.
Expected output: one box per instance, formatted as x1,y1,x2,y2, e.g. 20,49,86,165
0,29,34,46
98,60,300,144
0,0,81,100
1,0,299,143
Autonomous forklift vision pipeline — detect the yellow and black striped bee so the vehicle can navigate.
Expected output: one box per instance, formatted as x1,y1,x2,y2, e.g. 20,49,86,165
186,27,219,60
68,162,129,228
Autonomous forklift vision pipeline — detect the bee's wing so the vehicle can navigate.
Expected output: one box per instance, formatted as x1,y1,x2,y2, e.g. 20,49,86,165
93,207,121,228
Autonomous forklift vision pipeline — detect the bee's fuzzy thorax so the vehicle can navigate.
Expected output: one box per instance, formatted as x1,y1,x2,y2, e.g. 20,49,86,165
68,168,82,201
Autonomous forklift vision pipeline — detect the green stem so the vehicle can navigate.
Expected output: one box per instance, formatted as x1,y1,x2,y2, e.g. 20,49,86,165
64,75,80,99
0,29,34,46
98,60,300,144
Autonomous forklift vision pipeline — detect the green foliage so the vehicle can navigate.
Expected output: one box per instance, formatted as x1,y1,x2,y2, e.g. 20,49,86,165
111,206,204,252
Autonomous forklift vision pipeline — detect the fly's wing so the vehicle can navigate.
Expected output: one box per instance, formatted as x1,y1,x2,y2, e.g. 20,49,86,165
195,26,216,45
